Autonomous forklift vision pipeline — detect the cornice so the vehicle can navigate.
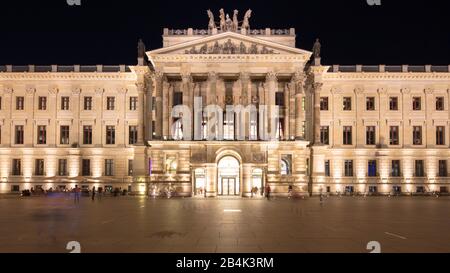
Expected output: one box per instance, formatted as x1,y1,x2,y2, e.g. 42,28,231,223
151,54,309,63
323,72,450,81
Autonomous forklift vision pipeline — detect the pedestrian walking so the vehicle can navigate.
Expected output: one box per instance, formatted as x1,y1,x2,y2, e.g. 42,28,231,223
288,185,293,198
265,184,271,200
98,187,103,201
74,185,81,204
91,186,96,201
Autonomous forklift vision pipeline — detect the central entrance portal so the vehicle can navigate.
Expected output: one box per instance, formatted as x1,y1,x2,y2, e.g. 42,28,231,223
217,156,240,196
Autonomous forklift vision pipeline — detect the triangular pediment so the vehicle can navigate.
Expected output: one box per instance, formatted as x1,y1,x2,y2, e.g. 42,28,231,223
148,31,311,56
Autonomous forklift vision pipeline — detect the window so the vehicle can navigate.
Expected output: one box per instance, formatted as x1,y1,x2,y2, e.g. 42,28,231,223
366,97,375,111
35,159,45,176
105,159,114,176
275,92,284,107
60,126,70,145
12,159,21,176
15,125,24,144
324,160,330,177
83,126,93,145
84,96,93,110
366,126,376,145
58,159,67,176
276,118,284,140
11,185,20,192
130,97,138,111
320,126,329,145
344,160,353,177
439,160,447,177
301,97,305,111
413,126,422,145
38,97,47,110
61,97,70,110
343,126,352,145
223,111,235,140
16,97,24,110
415,160,424,177
412,97,421,111
280,155,292,175
129,126,138,144
173,92,183,107
391,160,401,177
389,97,398,111
106,97,115,110
249,114,258,141
368,160,377,177
37,125,47,145
436,126,445,145
82,159,91,176
389,126,399,145
343,97,352,111
436,97,445,111
320,97,329,111
128,160,134,176
106,126,115,144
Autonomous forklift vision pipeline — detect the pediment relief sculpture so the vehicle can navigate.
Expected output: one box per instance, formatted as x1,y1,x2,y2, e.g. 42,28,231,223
184,39,276,55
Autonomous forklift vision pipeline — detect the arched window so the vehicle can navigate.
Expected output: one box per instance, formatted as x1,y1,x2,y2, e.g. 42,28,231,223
280,159,290,175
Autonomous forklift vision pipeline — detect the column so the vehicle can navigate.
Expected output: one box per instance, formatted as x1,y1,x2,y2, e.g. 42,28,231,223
162,80,170,139
284,83,290,140
181,72,193,139
355,87,365,147
71,88,81,146
265,71,277,138
313,82,323,145
136,81,145,144
154,71,164,140
425,88,434,148
378,88,388,147
240,72,250,140
48,87,58,146
3,87,13,146
294,72,305,139
94,88,104,147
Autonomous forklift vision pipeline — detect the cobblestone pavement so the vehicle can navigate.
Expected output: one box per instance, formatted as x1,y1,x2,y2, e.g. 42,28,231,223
0,195,449,253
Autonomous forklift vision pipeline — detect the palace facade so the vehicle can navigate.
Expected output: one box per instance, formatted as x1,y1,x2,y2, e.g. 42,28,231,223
1,11,450,196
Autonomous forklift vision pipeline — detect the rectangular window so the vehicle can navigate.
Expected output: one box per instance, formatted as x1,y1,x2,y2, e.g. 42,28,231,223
302,97,305,111
368,160,377,177
37,125,47,145
391,160,401,177
106,97,115,110
389,126,399,145
366,126,376,145
106,126,115,145
344,160,353,177
275,92,284,106
38,97,47,110
320,97,329,111
15,125,24,144
60,126,70,145
343,126,352,145
83,126,93,145
436,97,445,111
58,159,67,176
415,160,424,177
436,126,445,145
366,97,375,111
35,159,45,176
412,126,422,145
12,159,21,176
173,92,183,107
128,159,134,176
129,126,138,145
324,160,331,177
320,126,329,145
82,159,91,176
84,96,93,110
389,97,398,111
105,159,114,176
439,160,447,177
130,97,138,111
16,97,24,110
61,97,70,110
343,97,352,111
412,97,421,111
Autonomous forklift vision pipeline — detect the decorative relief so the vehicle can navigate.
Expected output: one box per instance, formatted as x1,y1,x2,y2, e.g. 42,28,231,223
266,71,277,82
72,87,82,95
95,87,105,95
48,86,59,95
252,153,265,163
424,87,434,95
3,86,13,94
400,88,411,95
25,86,36,95
185,39,276,55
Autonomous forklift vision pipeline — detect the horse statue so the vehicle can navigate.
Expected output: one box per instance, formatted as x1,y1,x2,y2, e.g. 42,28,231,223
241,9,252,31
207,9,216,31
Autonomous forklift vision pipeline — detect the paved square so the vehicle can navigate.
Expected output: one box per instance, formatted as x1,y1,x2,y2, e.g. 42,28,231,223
0,195,449,253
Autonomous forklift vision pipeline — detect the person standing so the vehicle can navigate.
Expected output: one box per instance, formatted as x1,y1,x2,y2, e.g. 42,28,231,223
91,186,96,201
74,185,81,204
265,184,271,200
288,185,293,199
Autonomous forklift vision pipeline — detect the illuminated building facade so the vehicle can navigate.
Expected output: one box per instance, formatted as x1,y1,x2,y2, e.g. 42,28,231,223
1,11,449,196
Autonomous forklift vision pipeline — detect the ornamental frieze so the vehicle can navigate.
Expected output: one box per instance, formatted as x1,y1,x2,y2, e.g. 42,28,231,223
185,39,276,55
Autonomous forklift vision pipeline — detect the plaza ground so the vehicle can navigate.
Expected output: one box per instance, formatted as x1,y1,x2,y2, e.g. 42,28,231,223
0,195,449,253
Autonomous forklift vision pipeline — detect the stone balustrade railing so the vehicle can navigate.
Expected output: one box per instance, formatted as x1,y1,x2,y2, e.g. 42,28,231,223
328,65,450,73
0,65,131,73
164,28,295,36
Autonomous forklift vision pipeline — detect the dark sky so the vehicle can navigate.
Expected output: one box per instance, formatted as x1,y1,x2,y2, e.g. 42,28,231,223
1,0,449,65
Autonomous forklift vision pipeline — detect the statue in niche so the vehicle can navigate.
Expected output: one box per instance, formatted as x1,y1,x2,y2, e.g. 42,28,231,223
239,42,247,54
312,38,321,58
137,38,146,58
207,9,216,31
199,44,208,54
219,9,226,31
249,44,258,54
232,10,239,32
241,9,252,31
225,14,233,31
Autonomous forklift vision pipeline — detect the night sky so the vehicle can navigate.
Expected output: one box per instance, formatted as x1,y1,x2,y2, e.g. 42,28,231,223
1,0,449,65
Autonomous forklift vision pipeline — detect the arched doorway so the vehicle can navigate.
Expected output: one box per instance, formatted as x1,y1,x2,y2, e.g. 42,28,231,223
217,156,240,196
